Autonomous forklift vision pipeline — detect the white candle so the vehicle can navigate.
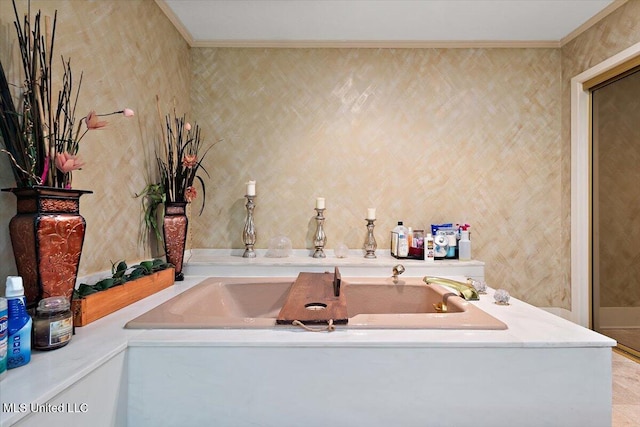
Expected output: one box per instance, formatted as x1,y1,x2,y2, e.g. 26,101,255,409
246,180,256,196
316,197,325,210
367,208,376,220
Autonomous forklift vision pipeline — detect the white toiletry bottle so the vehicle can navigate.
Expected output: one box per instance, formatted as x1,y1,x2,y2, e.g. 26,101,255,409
425,233,435,262
6,276,32,369
391,221,406,257
397,224,409,258
459,229,471,261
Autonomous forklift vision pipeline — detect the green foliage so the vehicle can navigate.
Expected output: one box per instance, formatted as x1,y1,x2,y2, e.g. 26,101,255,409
135,183,166,246
73,258,172,299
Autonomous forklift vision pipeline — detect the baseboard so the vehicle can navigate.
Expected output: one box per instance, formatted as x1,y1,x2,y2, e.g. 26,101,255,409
599,307,640,328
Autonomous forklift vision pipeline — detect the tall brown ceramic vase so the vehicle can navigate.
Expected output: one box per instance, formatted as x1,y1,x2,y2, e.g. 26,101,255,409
3,186,92,308
163,202,188,281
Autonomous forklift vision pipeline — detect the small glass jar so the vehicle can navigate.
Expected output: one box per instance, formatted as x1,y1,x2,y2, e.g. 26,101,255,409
32,297,73,350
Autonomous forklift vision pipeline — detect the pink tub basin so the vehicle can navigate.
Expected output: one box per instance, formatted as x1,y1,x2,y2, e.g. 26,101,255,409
125,276,506,330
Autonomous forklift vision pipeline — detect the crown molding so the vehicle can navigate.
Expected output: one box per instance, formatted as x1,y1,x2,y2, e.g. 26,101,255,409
155,0,194,47
560,0,628,46
191,39,561,49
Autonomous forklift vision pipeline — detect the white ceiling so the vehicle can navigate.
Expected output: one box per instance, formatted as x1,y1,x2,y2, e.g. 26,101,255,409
162,0,617,46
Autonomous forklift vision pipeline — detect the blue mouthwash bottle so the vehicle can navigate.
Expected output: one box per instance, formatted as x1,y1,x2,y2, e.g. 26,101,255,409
0,296,7,380
6,276,32,369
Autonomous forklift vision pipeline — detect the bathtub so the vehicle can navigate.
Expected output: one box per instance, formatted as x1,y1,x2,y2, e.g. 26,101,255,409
125,276,507,329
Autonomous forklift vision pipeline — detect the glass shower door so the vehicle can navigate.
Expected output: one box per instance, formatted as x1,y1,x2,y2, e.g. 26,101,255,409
592,68,640,358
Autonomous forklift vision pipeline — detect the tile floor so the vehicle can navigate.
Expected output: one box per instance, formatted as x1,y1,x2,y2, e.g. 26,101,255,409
612,349,640,426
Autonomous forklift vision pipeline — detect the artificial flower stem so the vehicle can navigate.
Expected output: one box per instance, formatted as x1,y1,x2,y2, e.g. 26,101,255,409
95,108,134,118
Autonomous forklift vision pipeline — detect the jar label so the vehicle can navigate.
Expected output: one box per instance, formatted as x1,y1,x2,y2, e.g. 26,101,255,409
49,318,73,346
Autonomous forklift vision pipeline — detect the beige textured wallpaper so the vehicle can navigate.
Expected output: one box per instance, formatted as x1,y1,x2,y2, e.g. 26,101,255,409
1,0,639,310
593,72,640,308
191,47,566,307
0,0,191,285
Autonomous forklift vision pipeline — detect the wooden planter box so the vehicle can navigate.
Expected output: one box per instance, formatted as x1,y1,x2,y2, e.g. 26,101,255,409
72,267,175,327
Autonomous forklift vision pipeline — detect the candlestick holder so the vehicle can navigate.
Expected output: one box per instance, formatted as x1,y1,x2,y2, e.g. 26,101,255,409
364,219,377,259
242,195,256,258
312,208,327,258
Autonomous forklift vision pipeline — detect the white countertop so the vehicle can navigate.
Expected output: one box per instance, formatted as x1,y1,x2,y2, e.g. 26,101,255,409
183,248,487,278
184,248,485,267
0,261,615,426
126,279,613,349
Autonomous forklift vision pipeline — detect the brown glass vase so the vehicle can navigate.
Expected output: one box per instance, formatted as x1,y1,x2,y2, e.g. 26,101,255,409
163,202,188,281
3,186,92,308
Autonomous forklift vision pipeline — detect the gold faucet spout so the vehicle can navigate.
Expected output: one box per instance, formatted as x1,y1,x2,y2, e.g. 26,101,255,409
423,276,479,301
392,264,405,283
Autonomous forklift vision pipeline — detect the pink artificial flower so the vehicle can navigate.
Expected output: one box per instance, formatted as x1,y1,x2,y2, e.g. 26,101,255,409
182,154,198,168
55,152,85,173
123,108,135,117
184,122,192,131
184,186,197,202
85,111,108,130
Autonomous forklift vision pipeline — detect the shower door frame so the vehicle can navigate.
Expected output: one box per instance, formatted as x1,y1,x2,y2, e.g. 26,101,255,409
571,41,640,328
